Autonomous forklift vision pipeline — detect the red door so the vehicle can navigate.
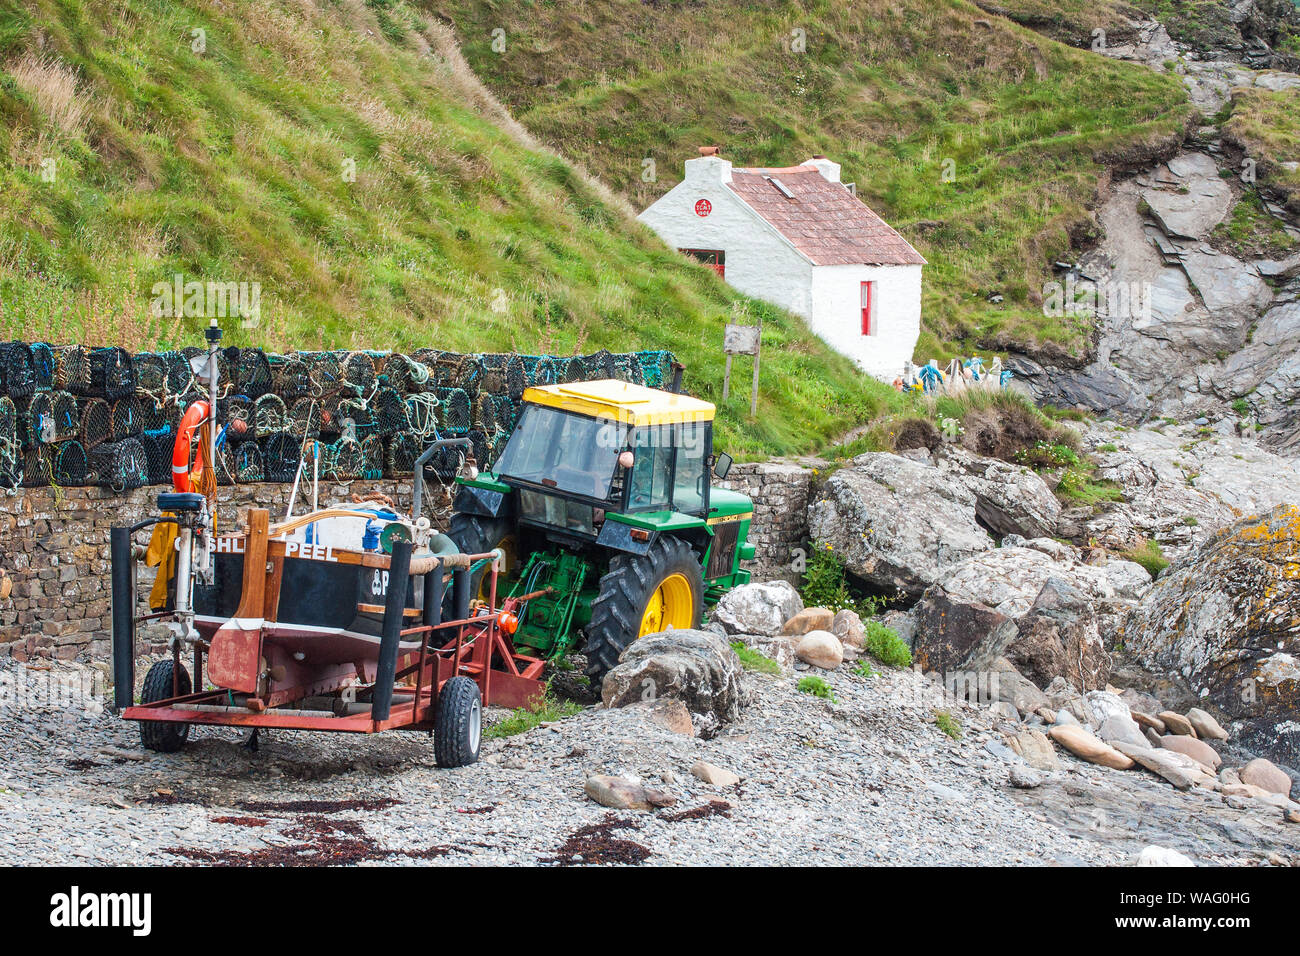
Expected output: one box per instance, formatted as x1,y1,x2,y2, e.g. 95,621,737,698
860,280,874,335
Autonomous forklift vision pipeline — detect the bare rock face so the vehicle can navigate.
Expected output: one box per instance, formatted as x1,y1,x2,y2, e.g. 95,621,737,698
808,453,993,598
1008,577,1111,692
1123,505,1300,766
710,580,803,637
602,629,748,739
935,446,1062,539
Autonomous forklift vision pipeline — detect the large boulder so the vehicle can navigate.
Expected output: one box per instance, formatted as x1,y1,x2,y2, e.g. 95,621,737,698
1122,505,1300,766
808,453,993,597
910,589,1018,674
936,446,1062,539
1007,577,1111,692
710,580,803,637
602,629,748,738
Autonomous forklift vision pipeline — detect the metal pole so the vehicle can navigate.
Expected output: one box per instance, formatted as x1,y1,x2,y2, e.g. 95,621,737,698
411,436,471,520
110,526,135,711
372,539,412,722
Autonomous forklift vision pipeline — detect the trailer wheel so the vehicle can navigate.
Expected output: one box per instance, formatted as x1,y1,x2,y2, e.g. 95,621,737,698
139,659,192,753
584,536,703,690
434,676,482,768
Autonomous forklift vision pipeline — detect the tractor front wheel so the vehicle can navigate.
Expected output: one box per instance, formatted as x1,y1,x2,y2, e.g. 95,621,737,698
584,536,703,689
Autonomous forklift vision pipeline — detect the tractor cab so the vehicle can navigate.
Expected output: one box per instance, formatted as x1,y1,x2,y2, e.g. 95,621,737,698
447,380,755,684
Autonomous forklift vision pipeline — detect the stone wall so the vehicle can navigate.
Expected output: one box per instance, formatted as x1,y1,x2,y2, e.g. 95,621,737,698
0,478,433,664
0,460,815,663
719,461,818,583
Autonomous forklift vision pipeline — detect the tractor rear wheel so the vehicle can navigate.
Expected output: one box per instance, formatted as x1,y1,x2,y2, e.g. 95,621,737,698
445,512,515,604
139,659,192,753
584,536,703,689
434,676,482,768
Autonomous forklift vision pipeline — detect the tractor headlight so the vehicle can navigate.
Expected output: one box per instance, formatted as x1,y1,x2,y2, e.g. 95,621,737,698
520,490,597,535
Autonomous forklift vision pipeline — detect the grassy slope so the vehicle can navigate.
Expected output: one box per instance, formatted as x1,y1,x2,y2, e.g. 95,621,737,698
1224,87,1300,209
430,0,1192,362
0,0,910,459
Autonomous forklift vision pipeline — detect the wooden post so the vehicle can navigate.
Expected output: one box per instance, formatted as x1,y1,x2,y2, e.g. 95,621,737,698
723,354,733,401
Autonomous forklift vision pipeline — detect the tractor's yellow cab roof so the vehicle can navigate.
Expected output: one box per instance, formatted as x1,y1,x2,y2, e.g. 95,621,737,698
522,379,714,427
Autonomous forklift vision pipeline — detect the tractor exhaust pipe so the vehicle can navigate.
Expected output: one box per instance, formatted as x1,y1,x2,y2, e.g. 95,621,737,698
670,362,684,394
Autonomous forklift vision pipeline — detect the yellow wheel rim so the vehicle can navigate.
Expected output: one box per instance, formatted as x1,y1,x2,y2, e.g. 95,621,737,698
638,572,694,637
478,534,517,602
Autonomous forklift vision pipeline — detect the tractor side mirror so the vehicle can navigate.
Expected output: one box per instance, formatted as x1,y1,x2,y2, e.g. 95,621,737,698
712,452,733,480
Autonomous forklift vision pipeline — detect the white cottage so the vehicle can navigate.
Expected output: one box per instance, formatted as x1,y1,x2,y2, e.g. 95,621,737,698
638,151,926,381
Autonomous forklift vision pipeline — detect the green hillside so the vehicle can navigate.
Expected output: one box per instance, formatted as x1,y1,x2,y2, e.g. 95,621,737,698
0,0,909,458
431,0,1193,362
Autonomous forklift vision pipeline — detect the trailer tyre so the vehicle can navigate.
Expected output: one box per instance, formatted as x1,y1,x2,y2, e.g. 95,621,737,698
584,536,703,690
139,659,192,753
434,676,482,768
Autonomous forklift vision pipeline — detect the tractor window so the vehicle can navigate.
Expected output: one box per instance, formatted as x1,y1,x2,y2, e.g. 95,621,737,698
494,405,625,500
672,421,708,514
628,425,672,511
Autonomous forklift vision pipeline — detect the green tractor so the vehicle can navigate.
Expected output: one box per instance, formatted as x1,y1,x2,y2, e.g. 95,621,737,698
446,379,755,685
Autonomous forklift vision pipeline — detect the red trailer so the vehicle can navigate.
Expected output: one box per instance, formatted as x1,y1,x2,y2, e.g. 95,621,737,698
111,499,546,768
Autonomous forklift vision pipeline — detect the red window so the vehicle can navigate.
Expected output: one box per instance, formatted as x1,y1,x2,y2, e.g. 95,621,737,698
680,248,725,279
860,280,875,336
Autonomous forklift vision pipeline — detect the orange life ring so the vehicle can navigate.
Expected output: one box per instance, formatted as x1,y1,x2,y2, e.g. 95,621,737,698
172,400,211,492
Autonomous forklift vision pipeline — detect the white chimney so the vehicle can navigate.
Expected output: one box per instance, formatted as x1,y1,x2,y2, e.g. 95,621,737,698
684,154,732,184
804,156,841,183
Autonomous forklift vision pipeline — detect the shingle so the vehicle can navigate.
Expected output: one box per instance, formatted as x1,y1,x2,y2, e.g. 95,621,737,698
726,167,927,267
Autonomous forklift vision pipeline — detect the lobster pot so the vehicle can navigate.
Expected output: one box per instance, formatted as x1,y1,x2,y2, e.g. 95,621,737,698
110,396,142,441
492,394,521,432
236,348,272,399
402,393,438,439
88,347,135,401
384,433,419,477
610,353,644,385
235,441,264,483
0,397,20,486
223,396,252,433
286,397,321,440
260,432,301,482
371,386,409,436
15,392,55,449
324,436,364,480
360,434,384,479
637,349,675,388
50,391,80,441
304,351,342,396
90,438,149,490
79,398,112,449
133,352,169,395
137,397,168,434
472,393,497,434
215,438,239,486
53,440,89,485
425,442,463,481
21,446,52,487
54,345,92,394
435,387,472,435
562,355,587,383
333,396,374,440
269,353,311,400
580,349,616,382
339,351,376,397
466,428,490,469
138,431,174,485
382,353,430,394
180,346,228,392
30,343,55,390
427,352,478,395
0,342,37,398
253,393,287,438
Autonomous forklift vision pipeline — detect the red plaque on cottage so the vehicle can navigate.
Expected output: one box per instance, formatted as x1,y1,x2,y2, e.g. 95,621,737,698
694,198,712,217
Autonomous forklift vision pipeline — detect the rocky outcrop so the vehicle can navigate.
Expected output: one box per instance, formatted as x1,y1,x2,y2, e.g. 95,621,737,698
1123,505,1300,766
1009,577,1111,692
602,629,749,738
808,453,994,597
935,447,1062,539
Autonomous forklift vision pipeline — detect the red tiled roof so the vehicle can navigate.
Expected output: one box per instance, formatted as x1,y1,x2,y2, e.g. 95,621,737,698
726,167,927,267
